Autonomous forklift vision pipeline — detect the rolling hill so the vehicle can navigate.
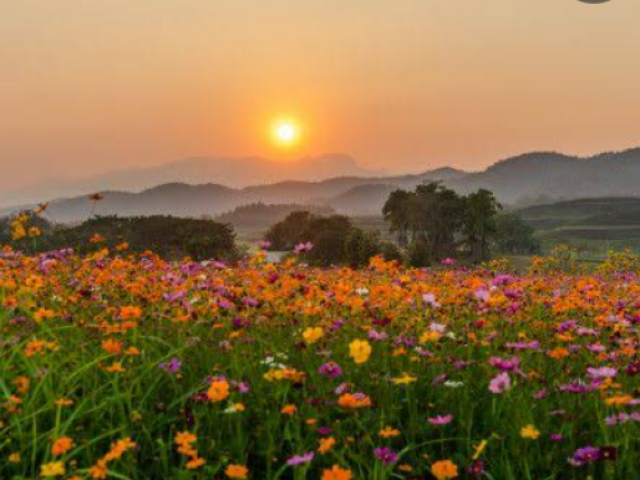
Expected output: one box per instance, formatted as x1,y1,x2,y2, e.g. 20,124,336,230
5,147,640,222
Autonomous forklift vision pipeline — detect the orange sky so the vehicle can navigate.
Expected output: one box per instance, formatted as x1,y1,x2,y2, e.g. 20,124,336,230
1,0,639,190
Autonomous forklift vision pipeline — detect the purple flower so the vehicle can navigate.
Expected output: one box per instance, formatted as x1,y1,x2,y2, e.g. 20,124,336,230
427,414,453,426
489,372,512,394
569,446,600,467
158,357,182,374
318,362,343,379
550,434,564,442
286,452,314,466
373,447,398,465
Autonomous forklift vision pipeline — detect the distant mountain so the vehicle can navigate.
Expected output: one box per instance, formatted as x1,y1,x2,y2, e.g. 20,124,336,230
5,147,640,222
0,167,466,223
0,154,376,207
448,148,640,204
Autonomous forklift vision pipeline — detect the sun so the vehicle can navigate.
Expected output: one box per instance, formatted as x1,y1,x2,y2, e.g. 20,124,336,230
272,118,301,147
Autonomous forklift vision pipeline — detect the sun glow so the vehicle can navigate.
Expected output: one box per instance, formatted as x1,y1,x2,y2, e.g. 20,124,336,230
272,118,301,147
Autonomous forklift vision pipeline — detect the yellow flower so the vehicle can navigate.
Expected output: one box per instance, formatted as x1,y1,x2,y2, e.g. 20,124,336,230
349,339,372,364
420,331,440,343
431,459,458,480
302,327,324,344
392,372,417,385
520,424,540,440
41,461,66,477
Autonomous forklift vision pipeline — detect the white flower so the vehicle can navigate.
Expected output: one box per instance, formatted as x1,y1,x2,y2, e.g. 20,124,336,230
443,380,464,388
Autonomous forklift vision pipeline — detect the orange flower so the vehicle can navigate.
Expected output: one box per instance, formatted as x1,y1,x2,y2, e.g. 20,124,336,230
225,464,249,479
337,393,372,409
51,437,74,456
281,404,297,415
101,339,123,355
207,379,230,402
318,436,336,454
379,426,401,438
431,459,459,480
322,465,353,480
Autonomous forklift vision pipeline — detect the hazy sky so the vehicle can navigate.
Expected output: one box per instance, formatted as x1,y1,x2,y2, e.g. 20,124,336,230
1,0,640,191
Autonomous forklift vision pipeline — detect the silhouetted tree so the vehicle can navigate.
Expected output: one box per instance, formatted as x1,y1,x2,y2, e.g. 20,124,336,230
494,212,541,255
462,189,502,260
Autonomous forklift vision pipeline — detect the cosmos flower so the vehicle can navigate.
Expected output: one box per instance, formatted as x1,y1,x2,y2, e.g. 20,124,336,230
373,447,398,465
489,372,512,394
428,414,453,426
286,452,314,466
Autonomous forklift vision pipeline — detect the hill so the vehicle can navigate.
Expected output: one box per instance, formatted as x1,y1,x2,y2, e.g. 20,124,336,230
6,147,640,222
519,197,640,255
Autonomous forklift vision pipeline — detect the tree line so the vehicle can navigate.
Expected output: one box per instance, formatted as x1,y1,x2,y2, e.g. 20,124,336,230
1,182,539,266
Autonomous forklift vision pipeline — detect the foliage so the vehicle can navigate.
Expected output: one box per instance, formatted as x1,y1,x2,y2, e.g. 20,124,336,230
530,245,583,275
383,182,501,265
265,212,398,267
494,212,541,255
1,215,238,261
597,249,640,277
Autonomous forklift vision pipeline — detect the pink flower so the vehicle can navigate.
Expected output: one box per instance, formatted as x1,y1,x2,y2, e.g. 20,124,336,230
286,452,314,466
489,372,512,394
586,366,617,379
428,414,453,426
294,242,314,253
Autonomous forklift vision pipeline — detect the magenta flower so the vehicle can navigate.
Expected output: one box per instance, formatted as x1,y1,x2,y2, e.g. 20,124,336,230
373,447,398,465
318,362,343,379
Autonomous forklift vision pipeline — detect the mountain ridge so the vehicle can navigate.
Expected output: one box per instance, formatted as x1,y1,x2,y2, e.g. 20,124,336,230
4,147,640,222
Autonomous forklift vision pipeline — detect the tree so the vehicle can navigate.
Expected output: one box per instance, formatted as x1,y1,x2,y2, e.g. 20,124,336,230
304,215,353,266
383,182,466,265
383,190,413,248
264,211,315,251
29,215,238,261
494,212,541,255
462,189,502,261
345,228,383,268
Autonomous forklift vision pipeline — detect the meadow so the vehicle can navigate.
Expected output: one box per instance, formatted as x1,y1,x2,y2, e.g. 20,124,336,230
2,245,640,479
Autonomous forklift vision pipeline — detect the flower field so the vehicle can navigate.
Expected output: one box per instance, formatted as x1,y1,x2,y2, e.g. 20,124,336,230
2,248,640,479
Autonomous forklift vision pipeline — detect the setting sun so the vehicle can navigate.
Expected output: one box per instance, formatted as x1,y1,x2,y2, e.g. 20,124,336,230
272,118,301,148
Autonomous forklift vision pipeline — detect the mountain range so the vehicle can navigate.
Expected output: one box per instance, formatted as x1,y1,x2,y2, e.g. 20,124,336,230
4,147,640,223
